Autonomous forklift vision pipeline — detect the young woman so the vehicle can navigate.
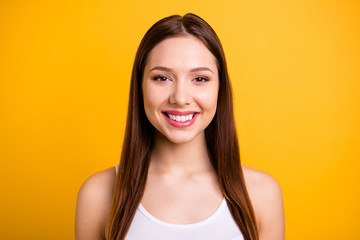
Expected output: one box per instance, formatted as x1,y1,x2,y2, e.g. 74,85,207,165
75,13,284,240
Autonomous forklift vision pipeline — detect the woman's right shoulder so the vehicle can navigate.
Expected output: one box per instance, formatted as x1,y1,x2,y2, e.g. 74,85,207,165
75,166,117,240
78,166,117,196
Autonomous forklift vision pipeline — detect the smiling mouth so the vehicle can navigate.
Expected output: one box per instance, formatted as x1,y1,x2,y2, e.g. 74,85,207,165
162,111,199,127
166,113,195,122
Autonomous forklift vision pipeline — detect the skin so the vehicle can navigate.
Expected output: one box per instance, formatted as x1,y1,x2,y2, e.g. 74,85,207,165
75,36,285,240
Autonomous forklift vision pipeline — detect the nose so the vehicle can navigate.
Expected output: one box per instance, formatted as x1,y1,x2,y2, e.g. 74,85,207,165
169,80,191,106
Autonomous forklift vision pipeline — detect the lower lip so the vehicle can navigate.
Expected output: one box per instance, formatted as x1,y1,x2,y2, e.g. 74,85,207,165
162,113,198,128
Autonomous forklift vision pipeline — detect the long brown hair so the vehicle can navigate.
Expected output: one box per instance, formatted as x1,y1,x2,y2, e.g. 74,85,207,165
107,13,258,240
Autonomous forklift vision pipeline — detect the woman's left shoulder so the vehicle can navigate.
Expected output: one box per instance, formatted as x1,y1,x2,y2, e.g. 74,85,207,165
242,164,282,197
241,164,285,239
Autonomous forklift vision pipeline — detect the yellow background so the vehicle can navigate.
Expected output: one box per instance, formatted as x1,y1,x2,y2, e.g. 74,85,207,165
1,0,359,239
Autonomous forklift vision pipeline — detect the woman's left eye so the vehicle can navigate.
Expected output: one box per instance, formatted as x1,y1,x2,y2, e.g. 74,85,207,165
153,75,170,81
193,77,209,83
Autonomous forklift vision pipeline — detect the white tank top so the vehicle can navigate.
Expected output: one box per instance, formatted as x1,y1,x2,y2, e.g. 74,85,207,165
115,163,244,240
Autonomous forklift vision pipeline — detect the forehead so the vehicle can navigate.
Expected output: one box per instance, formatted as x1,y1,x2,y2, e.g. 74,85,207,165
145,35,218,71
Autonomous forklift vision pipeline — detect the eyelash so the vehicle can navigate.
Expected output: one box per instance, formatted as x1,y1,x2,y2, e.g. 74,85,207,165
153,75,170,81
193,76,209,83
152,75,210,83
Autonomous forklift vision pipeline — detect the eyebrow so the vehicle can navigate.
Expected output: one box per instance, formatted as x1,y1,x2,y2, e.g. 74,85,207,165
149,66,215,74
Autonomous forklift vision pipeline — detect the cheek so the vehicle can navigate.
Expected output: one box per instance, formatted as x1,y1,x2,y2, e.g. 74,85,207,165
196,87,219,112
142,84,165,118
142,84,154,119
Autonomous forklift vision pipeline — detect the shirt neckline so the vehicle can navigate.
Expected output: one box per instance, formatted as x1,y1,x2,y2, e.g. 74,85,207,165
138,198,227,229
116,164,227,228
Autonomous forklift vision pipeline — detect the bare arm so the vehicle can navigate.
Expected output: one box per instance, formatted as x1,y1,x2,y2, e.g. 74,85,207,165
257,175,285,240
243,166,285,240
75,168,115,240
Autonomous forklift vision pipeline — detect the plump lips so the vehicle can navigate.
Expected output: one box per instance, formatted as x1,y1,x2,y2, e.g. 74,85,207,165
162,110,199,128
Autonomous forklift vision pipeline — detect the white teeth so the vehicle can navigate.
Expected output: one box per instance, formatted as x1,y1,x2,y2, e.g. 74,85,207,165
168,113,195,122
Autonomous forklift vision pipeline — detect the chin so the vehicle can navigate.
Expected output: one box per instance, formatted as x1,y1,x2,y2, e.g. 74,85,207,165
162,131,204,145
168,137,195,144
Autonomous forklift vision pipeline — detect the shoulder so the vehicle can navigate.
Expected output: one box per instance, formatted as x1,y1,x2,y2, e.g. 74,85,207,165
242,164,285,239
241,165,283,213
242,165,282,199
75,166,117,240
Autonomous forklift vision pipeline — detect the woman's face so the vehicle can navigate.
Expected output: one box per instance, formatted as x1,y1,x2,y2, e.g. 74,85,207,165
142,35,219,144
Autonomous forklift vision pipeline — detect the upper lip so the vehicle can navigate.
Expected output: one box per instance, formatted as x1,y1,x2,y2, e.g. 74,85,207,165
162,110,198,115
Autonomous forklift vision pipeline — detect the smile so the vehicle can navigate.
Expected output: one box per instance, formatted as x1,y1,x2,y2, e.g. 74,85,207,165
168,113,194,122
162,110,199,128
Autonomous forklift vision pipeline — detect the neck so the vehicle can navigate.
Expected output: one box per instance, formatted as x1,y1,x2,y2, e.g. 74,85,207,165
149,131,214,174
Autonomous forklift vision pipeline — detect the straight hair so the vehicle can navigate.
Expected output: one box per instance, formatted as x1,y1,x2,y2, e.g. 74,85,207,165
107,13,258,240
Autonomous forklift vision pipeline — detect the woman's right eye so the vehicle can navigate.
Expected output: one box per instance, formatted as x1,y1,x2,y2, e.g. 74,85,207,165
153,75,170,81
